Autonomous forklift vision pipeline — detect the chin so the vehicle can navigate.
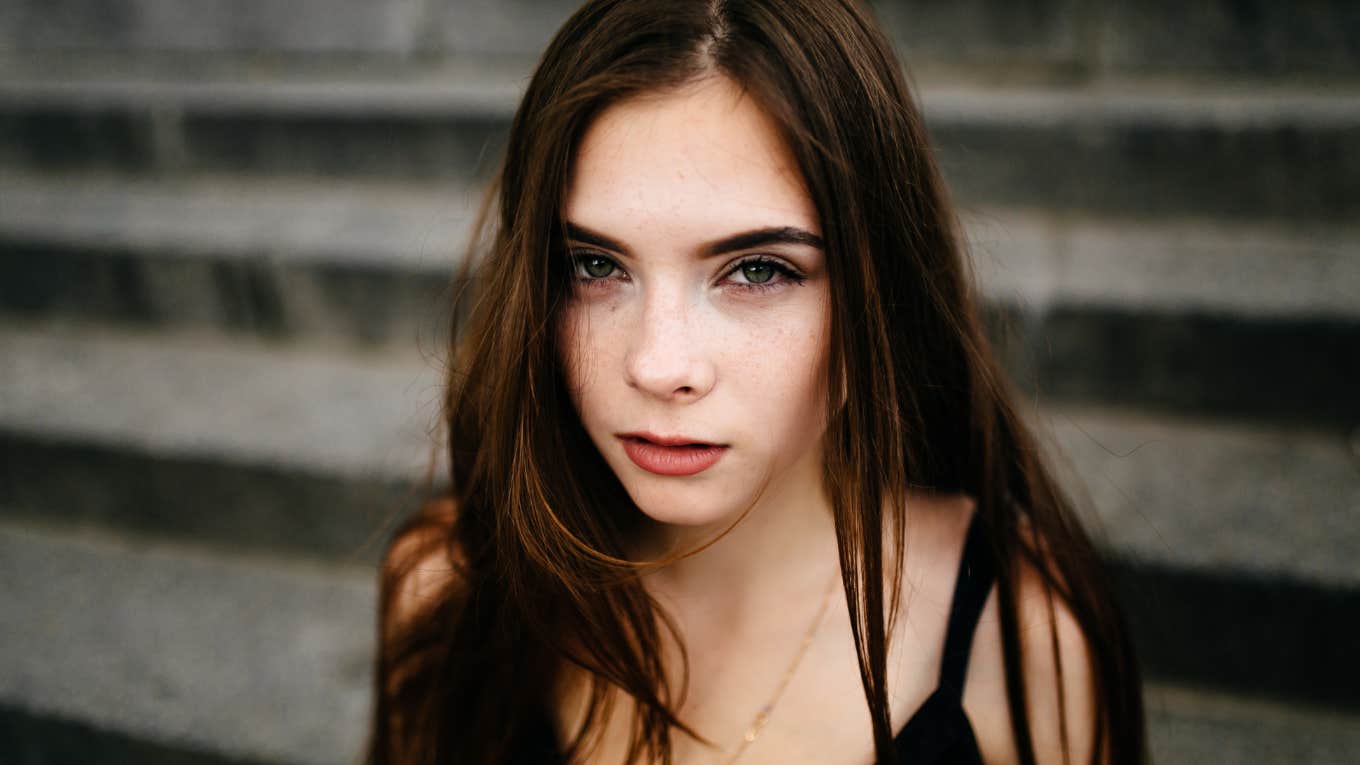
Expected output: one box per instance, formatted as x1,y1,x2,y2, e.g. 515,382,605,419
622,479,750,529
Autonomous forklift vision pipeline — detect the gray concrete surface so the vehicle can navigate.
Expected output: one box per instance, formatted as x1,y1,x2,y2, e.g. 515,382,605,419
1042,405,1360,589
0,520,375,765
0,325,439,480
1146,684,1360,764
2,71,1355,219
5,1,1357,78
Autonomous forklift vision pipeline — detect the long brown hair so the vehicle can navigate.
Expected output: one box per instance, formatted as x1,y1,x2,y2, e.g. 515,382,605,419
366,1,1145,763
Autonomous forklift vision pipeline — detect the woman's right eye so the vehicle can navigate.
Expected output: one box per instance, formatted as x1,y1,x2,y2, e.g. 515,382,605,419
570,251,623,285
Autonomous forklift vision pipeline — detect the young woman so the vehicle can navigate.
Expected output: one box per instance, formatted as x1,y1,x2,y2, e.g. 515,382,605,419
367,1,1145,763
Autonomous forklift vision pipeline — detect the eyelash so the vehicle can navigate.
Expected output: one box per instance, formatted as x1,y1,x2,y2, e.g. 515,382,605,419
566,251,807,295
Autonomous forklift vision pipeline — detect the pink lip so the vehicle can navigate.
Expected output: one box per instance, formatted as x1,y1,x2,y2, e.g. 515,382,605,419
617,434,728,476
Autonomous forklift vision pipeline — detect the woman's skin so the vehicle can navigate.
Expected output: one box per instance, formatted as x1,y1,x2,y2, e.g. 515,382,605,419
544,73,1096,764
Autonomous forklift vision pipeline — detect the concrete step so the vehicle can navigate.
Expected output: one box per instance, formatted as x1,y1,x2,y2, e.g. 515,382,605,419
0,324,441,566
2,0,1357,80
0,323,1356,706
0,520,373,765
888,0,1360,81
2,174,1356,426
0,174,467,350
1,520,1357,765
2,70,1357,220
1032,405,1360,707
969,210,1360,426
1145,684,1360,764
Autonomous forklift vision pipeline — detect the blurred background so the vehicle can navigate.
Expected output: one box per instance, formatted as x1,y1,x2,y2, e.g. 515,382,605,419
0,1,1356,763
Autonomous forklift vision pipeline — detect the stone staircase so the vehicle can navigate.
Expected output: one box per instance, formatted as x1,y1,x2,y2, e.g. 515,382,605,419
1,1,1357,763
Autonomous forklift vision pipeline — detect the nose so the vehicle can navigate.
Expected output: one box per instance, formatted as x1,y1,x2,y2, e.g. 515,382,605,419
623,288,716,402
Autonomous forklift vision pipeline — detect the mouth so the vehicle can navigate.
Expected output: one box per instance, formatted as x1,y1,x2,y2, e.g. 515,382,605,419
615,433,729,476
616,432,724,448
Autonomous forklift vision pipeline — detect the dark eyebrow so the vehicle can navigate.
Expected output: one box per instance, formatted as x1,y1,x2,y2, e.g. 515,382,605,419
563,221,825,258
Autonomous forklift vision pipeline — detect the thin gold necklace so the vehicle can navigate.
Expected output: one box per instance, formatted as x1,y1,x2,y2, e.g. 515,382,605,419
721,567,840,764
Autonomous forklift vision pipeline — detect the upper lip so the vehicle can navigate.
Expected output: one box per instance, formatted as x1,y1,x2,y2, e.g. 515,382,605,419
617,431,725,447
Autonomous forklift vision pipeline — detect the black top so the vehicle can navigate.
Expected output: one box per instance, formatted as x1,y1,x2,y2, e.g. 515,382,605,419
883,508,994,764
514,510,996,764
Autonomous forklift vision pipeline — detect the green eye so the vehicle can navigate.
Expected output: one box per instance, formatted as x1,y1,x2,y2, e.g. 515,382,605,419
582,256,615,279
741,262,775,284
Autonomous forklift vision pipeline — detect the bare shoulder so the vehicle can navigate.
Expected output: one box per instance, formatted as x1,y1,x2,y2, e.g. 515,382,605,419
379,495,468,641
962,517,1099,765
374,497,467,762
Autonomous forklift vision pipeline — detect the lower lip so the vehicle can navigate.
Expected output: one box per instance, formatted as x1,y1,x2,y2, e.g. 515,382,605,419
619,437,728,476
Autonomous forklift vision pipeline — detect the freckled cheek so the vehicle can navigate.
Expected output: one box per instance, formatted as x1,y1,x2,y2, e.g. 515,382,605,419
722,314,829,416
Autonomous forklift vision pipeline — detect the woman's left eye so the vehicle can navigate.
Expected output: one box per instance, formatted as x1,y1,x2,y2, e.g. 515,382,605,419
568,252,806,295
724,257,807,293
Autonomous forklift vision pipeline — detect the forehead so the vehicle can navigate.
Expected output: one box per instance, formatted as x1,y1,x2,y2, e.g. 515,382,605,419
563,76,819,243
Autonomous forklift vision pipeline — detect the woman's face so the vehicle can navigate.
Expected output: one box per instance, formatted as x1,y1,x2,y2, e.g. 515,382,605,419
558,74,832,531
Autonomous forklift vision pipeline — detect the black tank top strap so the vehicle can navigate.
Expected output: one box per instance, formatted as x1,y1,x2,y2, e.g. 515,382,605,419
936,509,996,699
